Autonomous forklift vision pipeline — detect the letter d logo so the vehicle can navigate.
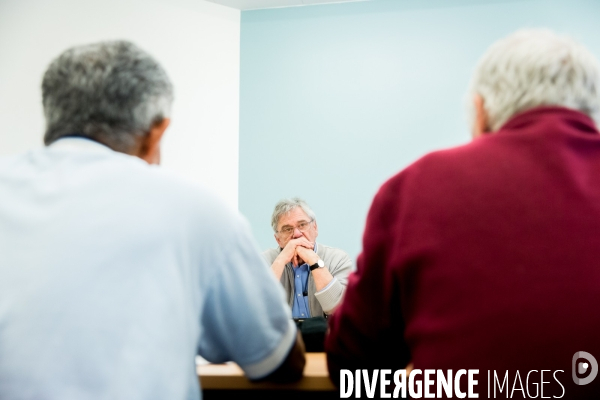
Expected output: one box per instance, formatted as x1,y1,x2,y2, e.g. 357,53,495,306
572,351,598,385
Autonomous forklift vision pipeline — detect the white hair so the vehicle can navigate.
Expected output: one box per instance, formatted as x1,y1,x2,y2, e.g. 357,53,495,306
271,197,317,232
469,29,600,131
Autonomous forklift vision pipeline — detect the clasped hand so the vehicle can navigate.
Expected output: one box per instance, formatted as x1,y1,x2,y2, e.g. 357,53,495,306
278,237,318,268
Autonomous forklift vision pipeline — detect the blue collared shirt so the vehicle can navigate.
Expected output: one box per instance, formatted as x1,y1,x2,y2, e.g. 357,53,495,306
292,262,311,318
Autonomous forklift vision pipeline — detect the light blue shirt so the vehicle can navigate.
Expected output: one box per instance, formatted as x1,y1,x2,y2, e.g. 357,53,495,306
291,243,336,318
0,138,296,400
291,242,320,318
292,263,311,318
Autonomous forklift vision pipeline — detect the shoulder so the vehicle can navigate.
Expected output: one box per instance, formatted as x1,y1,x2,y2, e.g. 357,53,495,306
111,156,237,223
384,134,514,190
92,151,247,244
382,141,476,189
374,137,507,208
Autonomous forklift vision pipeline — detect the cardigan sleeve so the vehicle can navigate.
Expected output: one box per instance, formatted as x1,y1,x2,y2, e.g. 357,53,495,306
314,251,353,314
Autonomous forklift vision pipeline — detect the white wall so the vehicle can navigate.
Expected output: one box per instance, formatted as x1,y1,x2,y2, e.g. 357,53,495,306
0,0,241,208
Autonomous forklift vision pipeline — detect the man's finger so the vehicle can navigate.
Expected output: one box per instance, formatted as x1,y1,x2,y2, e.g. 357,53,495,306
292,238,313,248
300,240,314,249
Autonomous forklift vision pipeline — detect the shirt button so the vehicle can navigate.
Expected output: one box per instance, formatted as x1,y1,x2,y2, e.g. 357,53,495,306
301,313,305,316
297,275,299,278
298,294,301,297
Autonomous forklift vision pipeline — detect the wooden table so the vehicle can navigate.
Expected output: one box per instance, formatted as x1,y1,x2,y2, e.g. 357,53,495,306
198,352,338,399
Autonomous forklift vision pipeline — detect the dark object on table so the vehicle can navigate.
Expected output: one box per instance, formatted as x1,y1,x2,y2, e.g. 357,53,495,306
294,317,327,352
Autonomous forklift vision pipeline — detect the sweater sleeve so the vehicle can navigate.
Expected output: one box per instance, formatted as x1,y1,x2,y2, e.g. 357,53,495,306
314,251,353,314
324,173,412,385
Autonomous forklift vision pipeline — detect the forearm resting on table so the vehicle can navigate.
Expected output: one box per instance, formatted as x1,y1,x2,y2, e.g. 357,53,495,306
254,331,306,383
314,274,345,314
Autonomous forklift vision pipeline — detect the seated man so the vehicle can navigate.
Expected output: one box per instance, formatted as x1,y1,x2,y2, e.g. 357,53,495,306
326,29,600,399
263,198,353,318
0,41,304,400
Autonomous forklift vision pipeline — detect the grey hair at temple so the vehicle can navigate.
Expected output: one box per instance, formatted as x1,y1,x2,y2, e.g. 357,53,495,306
271,197,317,232
469,29,600,131
42,41,173,153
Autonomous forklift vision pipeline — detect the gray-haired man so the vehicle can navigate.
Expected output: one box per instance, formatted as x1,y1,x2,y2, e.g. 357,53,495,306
263,198,353,318
0,41,304,399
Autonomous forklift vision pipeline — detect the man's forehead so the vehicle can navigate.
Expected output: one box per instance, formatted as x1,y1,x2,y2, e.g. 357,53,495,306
278,207,310,226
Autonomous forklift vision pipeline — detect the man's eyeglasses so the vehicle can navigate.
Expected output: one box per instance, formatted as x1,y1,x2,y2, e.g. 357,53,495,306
277,219,314,238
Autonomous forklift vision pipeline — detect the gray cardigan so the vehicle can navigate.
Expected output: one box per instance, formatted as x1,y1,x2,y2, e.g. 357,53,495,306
262,244,354,317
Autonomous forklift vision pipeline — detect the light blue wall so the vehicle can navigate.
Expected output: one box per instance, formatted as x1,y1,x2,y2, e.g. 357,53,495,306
239,0,600,261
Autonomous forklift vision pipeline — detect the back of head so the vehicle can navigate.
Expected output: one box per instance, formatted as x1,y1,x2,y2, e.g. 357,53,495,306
469,29,600,131
42,41,173,153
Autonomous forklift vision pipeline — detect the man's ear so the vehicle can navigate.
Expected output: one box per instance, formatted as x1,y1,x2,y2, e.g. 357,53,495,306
274,233,282,249
472,94,490,138
313,220,318,238
139,118,170,165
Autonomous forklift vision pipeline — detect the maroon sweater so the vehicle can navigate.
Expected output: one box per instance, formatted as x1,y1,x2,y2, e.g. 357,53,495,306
326,107,600,398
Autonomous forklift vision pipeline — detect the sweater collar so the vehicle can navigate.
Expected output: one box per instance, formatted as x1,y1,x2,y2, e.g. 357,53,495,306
498,106,598,135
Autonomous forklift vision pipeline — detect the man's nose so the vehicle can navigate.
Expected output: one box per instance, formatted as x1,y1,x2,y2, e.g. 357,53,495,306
292,227,303,238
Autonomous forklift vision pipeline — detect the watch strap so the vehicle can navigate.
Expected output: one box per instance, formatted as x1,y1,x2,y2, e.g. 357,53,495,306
309,259,324,271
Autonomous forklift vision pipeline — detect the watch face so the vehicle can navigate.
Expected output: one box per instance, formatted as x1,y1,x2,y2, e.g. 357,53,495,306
317,259,325,268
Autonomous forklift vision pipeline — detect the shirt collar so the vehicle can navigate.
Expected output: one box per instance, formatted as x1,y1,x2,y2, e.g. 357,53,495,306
49,137,115,154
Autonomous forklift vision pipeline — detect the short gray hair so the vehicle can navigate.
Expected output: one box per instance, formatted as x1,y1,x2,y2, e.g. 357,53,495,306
469,29,600,131
271,197,317,232
42,40,173,152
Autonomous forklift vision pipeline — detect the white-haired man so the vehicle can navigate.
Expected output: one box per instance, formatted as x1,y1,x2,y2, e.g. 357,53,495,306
263,198,353,319
326,29,600,398
0,41,304,400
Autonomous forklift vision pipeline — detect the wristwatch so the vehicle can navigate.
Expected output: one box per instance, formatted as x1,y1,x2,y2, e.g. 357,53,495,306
309,259,325,271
